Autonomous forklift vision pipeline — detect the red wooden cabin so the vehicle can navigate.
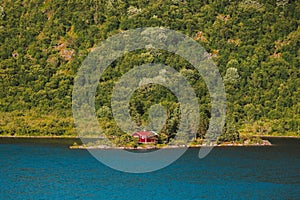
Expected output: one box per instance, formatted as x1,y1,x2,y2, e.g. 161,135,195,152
132,131,158,144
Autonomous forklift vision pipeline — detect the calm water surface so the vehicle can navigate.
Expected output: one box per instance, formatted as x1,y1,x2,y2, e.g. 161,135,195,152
0,138,299,199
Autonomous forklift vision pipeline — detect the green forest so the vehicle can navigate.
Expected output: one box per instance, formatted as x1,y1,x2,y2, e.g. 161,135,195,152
0,0,299,145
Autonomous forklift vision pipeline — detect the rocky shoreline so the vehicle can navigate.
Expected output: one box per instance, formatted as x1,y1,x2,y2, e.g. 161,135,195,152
69,139,272,149
0,136,272,149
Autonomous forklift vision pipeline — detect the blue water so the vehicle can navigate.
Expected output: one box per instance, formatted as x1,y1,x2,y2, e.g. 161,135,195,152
0,139,299,199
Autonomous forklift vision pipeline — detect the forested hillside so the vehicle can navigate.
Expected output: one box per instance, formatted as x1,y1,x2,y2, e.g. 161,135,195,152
0,0,299,143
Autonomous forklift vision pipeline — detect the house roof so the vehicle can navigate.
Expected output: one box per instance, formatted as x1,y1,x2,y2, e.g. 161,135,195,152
132,131,158,137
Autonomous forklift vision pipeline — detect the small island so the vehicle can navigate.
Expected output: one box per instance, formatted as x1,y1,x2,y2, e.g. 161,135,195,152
69,130,272,149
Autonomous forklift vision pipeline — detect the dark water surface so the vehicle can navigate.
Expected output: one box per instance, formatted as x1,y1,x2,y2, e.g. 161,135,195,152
0,138,299,199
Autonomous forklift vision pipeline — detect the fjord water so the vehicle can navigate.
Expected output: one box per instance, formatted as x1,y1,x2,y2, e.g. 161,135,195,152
0,139,299,199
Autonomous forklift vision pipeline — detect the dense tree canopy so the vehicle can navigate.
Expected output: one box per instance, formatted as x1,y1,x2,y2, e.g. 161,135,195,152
0,0,299,144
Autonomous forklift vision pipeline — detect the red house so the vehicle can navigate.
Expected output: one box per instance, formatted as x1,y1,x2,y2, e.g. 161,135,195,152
132,131,158,144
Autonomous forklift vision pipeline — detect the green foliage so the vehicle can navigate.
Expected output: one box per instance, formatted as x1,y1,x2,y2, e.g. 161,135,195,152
0,0,299,142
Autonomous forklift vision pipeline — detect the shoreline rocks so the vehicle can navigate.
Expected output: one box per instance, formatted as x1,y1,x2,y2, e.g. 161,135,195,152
69,139,272,149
